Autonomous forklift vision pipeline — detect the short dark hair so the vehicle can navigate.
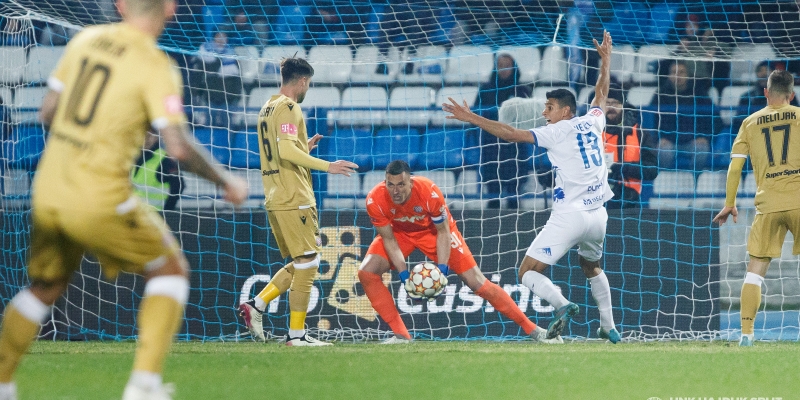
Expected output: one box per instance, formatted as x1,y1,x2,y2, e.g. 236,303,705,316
280,57,314,84
767,70,794,96
386,160,411,176
546,88,576,115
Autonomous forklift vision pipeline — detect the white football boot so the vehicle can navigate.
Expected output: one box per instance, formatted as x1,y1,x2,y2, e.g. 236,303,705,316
381,335,413,345
0,382,17,400
121,383,175,400
286,334,333,346
238,300,266,342
531,326,564,344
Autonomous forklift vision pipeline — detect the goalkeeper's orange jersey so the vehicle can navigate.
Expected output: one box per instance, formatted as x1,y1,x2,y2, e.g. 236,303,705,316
365,175,458,234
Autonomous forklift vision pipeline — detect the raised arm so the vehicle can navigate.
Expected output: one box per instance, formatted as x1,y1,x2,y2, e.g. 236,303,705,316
590,31,613,112
442,97,535,144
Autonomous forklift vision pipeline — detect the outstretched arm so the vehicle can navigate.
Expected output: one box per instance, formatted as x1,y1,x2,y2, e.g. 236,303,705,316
712,157,746,225
442,97,535,144
590,31,613,112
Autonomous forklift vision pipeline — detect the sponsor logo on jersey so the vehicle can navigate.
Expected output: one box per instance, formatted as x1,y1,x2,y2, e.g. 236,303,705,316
164,95,183,115
589,108,603,117
414,206,422,213
588,182,603,192
553,187,565,202
281,123,298,135
394,215,426,223
262,169,279,176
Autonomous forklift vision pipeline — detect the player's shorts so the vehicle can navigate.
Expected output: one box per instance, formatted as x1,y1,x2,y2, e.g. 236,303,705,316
267,207,321,259
748,208,800,258
366,227,477,274
526,207,608,265
28,199,180,282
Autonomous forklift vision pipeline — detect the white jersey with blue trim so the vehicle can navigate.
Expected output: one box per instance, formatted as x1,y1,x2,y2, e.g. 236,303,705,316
530,107,614,214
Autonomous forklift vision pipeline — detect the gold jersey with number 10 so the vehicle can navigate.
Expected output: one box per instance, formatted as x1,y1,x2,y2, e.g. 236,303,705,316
33,23,186,212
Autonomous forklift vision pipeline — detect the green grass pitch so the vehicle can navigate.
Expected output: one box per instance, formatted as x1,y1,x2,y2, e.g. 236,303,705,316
17,340,800,399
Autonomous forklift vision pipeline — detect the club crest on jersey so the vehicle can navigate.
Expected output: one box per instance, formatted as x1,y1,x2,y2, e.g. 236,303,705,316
281,123,298,135
414,206,422,213
589,108,603,117
553,187,565,203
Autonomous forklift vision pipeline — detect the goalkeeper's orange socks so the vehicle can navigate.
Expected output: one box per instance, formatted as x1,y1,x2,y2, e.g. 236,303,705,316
476,281,536,335
740,272,764,335
254,263,296,311
358,270,411,339
0,289,50,383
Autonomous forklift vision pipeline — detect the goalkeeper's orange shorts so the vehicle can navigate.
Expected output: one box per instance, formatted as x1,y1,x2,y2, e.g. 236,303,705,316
365,228,476,274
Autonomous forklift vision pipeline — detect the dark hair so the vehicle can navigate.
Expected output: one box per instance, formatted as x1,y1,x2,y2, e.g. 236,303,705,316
546,88,576,115
386,160,411,176
607,85,624,104
768,70,794,96
280,57,314,84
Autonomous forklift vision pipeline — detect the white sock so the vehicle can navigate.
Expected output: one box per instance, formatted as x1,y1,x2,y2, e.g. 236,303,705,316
521,271,569,310
588,271,615,331
288,329,305,339
128,371,162,391
0,382,17,397
253,297,267,312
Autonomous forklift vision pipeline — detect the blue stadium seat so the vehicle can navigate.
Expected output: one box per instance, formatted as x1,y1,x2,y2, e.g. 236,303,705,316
193,128,230,165
229,131,261,169
421,128,464,169
6,125,46,171
373,127,420,170
320,128,372,170
646,2,679,44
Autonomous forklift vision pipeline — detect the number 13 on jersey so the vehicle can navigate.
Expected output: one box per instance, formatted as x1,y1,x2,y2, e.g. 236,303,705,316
577,132,603,169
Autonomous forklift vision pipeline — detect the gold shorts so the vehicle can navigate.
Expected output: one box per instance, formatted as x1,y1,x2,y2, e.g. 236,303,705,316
28,202,180,282
748,208,800,258
267,207,321,259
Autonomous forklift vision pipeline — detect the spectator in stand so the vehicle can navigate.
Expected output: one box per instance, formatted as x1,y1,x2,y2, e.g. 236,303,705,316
191,31,242,106
307,6,350,45
474,53,532,208
600,86,659,209
672,13,730,92
739,61,799,113
654,60,716,169
225,10,258,47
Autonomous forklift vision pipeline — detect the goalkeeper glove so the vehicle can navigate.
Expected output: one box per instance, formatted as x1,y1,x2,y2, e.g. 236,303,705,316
427,274,448,302
438,264,449,276
403,278,423,300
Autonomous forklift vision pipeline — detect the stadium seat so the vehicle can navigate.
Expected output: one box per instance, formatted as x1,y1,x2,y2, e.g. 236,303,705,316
729,44,776,84
577,87,594,114
373,127,420,170
229,169,265,208
694,171,728,209
331,87,387,126
320,127,372,170
396,45,447,85
307,45,353,83
444,45,494,84
718,86,751,126
24,46,65,84
1,168,31,208
228,130,261,169
301,87,341,109
413,170,456,195
0,87,11,109
421,128,464,170
607,44,635,84
431,86,480,126
387,86,434,126
351,45,406,83
324,173,360,209
538,45,567,83
649,171,695,209
192,128,230,165
626,86,657,107
260,46,306,83
496,46,540,84
0,47,26,84
632,45,675,84
11,87,48,123
7,125,46,171
645,2,679,44
271,5,311,46
455,169,479,196
361,170,385,196
233,46,260,84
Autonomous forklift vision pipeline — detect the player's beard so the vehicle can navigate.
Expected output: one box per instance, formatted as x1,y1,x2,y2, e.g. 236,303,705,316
297,90,307,104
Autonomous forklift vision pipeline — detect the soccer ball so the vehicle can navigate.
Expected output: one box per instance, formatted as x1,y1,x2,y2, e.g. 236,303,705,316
408,262,447,298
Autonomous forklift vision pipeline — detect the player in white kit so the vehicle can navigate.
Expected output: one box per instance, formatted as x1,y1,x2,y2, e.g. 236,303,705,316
443,31,620,343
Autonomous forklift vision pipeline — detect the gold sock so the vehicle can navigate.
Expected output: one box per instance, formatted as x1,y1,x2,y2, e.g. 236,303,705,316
289,311,307,332
132,296,184,374
256,264,295,305
740,283,762,335
0,306,40,382
287,267,317,334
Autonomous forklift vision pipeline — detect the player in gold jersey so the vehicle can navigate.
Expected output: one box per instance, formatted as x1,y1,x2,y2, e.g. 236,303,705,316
238,57,357,346
713,70,800,347
0,1,247,399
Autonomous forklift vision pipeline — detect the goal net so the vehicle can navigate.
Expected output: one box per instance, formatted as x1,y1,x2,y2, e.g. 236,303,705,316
1,0,799,342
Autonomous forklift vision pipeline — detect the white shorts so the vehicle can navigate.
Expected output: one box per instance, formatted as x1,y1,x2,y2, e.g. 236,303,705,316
526,207,608,265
